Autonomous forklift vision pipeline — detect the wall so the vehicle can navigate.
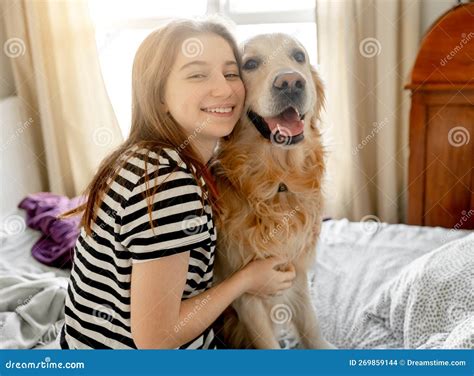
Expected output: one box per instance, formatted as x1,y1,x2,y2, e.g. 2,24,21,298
421,0,458,35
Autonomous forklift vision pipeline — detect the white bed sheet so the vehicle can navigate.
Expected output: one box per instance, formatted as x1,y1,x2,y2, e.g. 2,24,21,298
310,219,471,349
0,210,70,349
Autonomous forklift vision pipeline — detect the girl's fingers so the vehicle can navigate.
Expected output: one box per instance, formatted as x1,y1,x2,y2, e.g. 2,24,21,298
271,282,292,296
279,269,296,282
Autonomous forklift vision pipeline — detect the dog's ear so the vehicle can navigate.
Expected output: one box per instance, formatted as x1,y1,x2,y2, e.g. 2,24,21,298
310,65,325,130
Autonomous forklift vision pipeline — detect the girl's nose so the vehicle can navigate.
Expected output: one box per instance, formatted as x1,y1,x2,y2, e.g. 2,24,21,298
210,74,234,98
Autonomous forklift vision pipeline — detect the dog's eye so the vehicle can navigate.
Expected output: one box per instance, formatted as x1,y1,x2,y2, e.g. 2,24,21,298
293,51,306,63
243,59,259,70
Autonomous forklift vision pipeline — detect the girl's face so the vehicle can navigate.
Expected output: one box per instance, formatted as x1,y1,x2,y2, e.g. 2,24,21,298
164,33,245,146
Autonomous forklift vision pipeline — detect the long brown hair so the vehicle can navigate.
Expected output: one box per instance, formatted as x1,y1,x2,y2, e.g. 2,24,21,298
61,18,241,235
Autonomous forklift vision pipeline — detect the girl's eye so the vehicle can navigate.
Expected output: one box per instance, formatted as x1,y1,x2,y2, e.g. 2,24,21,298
225,73,240,79
188,74,206,79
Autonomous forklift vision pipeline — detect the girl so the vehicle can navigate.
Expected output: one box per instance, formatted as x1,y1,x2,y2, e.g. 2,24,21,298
59,19,296,349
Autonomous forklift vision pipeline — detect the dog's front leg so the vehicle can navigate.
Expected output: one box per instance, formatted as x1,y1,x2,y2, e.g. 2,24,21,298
233,294,281,349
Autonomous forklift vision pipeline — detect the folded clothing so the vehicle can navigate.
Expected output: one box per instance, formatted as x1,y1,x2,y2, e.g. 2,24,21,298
18,193,85,269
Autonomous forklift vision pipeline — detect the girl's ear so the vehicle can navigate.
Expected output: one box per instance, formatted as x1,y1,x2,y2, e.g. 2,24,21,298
160,99,169,114
159,86,169,113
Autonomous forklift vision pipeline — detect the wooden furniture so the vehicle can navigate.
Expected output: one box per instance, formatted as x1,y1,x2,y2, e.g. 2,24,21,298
405,3,474,229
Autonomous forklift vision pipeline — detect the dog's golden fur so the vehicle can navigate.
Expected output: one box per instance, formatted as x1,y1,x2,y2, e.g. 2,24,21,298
210,34,333,349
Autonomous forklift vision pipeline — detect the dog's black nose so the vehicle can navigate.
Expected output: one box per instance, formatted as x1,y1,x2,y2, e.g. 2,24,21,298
273,72,306,94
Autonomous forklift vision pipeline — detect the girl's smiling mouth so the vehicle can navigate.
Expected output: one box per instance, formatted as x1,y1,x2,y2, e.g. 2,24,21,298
201,104,236,117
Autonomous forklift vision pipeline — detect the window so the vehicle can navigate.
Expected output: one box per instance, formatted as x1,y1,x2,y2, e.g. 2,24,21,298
88,0,316,136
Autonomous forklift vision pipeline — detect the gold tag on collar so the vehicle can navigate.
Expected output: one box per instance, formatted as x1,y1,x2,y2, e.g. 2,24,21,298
278,183,288,192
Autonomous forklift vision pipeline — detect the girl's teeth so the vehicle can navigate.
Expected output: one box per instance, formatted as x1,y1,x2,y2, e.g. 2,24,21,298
204,107,232,113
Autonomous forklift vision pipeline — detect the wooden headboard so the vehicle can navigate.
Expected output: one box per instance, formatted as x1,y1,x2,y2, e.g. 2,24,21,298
405,3,474,230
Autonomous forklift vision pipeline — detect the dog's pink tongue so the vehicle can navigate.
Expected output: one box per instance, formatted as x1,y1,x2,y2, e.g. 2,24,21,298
264,108,304,137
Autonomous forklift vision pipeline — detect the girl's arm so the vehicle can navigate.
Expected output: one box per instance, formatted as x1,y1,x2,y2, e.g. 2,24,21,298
131,251,294,349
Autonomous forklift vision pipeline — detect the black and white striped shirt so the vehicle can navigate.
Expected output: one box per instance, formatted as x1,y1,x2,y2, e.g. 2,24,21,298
60,146,217,349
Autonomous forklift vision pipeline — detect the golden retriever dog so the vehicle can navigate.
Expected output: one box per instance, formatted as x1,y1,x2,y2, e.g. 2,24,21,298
210,34,334,349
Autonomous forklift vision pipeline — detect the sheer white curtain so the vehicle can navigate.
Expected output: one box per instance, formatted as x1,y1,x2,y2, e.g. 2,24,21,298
316,0,421,223
2,0,123,197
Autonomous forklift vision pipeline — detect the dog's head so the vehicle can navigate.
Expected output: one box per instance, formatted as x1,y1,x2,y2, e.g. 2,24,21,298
238,33,324,147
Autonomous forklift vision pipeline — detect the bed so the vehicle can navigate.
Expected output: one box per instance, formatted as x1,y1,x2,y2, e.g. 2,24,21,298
1,207,472,350
308,220,473,349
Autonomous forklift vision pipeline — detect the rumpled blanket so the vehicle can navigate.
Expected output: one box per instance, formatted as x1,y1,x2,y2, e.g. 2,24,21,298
0,271,68,349
351,233,474,349
18,193,85,269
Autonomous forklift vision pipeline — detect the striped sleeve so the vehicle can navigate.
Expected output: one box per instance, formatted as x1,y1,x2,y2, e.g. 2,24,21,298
118,164,211,263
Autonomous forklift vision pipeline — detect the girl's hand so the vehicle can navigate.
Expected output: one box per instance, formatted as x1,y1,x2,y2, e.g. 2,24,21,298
239,257,296,297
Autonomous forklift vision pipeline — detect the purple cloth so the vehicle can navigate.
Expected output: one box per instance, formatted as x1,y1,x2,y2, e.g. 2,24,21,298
18,192,86,269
